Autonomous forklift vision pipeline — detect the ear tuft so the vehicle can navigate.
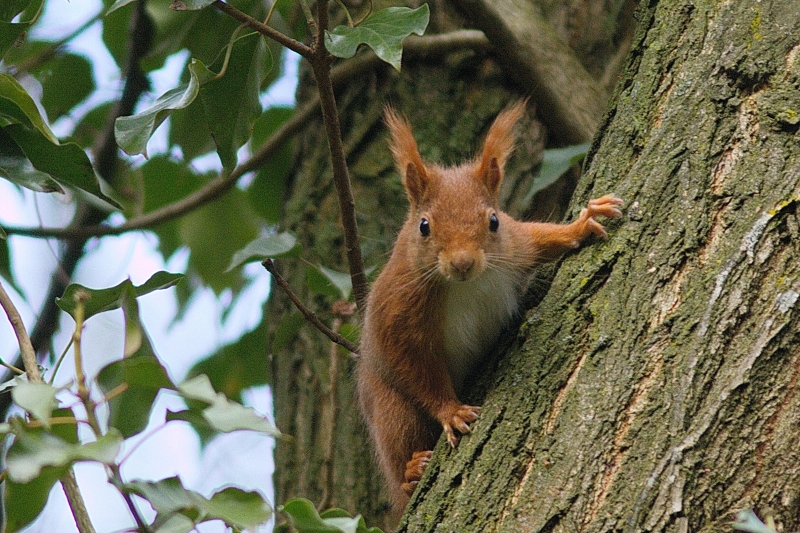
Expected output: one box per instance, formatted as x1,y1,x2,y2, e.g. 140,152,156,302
476,100,527,196
385,107,428,205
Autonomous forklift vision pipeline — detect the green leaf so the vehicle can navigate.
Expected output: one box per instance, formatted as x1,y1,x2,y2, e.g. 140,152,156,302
169,0,217,10
2,124,119,206
3,461,66,532
198,31,263,170
0,127,63,193
56,271,184,321
177,374,280,436
187,319,271,401
124,477,272,531
138,156,210,257
324,5,430,71
6,420,122,483
247,106,295,223
280,499,383,533
178,188,259,295
38,53,95,121
226,232,299,272
307,264,374,301
0,73,57,143
3,408,78,533
11,382,58,428
523,142,591,204
0,0,44,62
733,510,778,533
106,0,137,15
96,357,174,438
115,59,212,158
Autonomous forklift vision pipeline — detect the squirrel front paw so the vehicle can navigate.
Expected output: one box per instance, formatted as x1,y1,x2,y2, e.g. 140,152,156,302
401,450,433,496
576,195,624,241
438,404,480,447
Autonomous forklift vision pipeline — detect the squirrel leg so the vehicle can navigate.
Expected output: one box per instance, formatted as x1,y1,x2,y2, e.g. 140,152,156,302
525,195,623,259
359,370,441,508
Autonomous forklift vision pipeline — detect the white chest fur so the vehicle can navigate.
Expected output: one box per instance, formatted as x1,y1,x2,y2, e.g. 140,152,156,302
442,269,525,392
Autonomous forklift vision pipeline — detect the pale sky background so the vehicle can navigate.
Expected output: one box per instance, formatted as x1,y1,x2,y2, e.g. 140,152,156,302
0,1,300,531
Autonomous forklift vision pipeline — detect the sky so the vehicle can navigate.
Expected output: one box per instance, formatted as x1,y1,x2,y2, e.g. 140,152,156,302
1,0,300,531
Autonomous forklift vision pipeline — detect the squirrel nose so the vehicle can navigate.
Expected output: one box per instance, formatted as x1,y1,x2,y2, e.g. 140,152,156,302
449,253,475,279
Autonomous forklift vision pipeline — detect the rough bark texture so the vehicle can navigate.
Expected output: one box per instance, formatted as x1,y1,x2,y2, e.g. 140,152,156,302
268,0,636,529
400,0,800,531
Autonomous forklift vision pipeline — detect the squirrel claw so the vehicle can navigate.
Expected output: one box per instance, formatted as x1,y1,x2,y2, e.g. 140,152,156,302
578,195,623,240
402,450,432,496
440,404,480,447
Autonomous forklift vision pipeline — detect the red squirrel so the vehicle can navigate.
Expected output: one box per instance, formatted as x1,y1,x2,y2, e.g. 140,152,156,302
357,101,623,512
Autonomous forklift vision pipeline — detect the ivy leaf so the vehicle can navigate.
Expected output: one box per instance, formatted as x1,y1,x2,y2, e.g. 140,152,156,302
38,53,96,121
2,124,119,207
325,5,430,71
186,319,272,402
176,374,280,436
11,382,58,428
523,142,590,204
168,0,217,10
280,498,383,533
733,510,778,533
0,73,58,143
3,408,78,533
105,0,137,14
6,420,122,483
123,477,272,531
115,59,213,158
308,264,353,301
0,0,44,61
56,271,184,321
198,30,263,170
226,232,300,272
0,127,64,193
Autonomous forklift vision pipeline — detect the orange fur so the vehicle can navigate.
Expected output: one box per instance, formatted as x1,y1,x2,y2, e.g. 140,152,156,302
358,102,623,516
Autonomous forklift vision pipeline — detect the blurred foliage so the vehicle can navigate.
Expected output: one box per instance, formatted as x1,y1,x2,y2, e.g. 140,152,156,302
0,0,425,529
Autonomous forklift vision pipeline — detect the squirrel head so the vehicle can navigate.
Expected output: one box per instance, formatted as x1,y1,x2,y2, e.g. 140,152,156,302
384,101,527,282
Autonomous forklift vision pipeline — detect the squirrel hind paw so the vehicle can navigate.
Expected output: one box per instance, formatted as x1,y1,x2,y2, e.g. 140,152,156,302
402,450,433,495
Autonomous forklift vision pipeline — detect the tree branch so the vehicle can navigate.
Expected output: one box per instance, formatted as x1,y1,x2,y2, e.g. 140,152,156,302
0,282,40,383
310,0,369,313
452,0,607,144
262,259,359,354
212,0,313,58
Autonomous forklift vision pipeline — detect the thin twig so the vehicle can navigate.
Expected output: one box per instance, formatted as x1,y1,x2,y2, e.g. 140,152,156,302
262,259,359,354
69,293,152,532
310,0,368,313
212,0,312,58
61,471,97,533
0,281,41,383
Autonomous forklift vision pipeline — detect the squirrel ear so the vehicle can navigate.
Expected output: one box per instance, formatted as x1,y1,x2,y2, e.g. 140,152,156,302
385,107,429,205
476,100,526,196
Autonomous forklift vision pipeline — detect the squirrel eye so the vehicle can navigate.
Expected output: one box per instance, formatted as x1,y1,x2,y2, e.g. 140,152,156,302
489,213,499,232
419,218,431,237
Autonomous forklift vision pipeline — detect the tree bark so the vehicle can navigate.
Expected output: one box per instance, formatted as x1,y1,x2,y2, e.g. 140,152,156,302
401,0,800,531
269,0,636,529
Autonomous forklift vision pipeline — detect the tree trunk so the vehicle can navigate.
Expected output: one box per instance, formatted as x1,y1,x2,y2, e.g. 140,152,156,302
269,0,635,529
401,0,800,531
